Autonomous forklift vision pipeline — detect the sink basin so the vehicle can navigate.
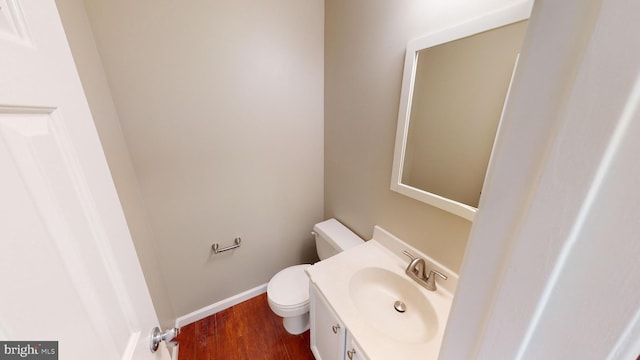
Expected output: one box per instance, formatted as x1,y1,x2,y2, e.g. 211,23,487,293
348,267,438,343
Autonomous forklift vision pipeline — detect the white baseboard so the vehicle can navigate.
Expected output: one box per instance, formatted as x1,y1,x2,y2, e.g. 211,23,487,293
174,283,268,328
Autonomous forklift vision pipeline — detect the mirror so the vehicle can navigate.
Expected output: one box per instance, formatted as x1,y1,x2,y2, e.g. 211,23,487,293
391,2,532,221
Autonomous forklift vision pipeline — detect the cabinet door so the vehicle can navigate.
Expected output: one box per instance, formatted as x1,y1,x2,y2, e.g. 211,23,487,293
345,332,368,360
310,284,346,360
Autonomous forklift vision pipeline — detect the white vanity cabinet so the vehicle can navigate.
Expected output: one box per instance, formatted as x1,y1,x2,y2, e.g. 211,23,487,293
310,284,369,360
345,332,367,360
310,284,346,359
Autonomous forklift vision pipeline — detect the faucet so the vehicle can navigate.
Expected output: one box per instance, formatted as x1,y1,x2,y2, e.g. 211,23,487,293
402,251,447,291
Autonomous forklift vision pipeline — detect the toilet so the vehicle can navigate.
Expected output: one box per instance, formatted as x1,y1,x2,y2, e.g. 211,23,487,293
267,218,364,334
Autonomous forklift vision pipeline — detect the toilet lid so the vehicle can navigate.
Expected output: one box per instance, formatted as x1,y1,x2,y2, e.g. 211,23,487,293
267,264,311,307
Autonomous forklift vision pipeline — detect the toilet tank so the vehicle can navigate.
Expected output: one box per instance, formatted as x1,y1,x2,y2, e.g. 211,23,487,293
313,218,364,260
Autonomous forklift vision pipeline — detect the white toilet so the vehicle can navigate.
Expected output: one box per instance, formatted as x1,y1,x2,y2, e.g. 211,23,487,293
267,218,363,334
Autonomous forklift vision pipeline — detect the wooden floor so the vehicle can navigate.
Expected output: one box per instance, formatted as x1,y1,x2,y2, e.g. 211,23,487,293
175,293,316,360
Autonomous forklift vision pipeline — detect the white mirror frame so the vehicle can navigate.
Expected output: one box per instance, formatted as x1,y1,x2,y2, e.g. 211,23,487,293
391,1,533,222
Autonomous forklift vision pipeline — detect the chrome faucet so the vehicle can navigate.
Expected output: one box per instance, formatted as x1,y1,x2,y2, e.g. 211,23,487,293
402,251,447,291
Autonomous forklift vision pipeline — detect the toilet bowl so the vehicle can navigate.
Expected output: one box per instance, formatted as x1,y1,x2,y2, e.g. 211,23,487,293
267,218,363,334
267,264,311,334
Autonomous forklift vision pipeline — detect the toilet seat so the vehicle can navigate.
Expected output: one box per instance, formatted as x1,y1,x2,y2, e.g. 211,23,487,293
267,264,311,316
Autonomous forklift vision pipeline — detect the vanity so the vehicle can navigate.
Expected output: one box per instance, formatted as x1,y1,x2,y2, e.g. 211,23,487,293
305,226,457,359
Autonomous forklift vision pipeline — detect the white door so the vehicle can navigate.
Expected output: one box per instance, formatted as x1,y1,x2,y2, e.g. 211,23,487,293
0,1,170,359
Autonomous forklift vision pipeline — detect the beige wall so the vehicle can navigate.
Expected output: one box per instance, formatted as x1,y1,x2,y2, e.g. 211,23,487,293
55,0,175,328
325,0,527,272
73,0,324,317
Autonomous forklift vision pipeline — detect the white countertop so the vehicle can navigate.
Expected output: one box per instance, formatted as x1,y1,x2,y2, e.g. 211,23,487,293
306,226,457,360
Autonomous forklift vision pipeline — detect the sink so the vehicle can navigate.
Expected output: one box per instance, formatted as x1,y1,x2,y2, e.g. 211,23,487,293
348,267,439,343
307,231,457,359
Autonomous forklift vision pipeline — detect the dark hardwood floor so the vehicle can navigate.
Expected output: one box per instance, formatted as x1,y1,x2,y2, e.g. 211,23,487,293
175,293,316,360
